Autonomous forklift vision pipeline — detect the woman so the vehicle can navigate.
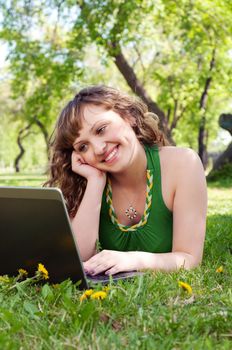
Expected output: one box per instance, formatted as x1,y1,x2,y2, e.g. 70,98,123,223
47,85,207,276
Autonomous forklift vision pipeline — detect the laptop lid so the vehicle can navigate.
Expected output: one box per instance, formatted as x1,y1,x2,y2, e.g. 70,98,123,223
0,186,88,289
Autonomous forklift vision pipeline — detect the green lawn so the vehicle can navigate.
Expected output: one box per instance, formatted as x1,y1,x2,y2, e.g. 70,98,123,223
0,175,231,349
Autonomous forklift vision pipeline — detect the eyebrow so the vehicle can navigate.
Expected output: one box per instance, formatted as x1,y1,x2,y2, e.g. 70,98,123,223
73,119,106,147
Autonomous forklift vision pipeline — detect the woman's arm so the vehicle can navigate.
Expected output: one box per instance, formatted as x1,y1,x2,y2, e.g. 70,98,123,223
169,147,207,268
71,178,105,261
71,151,106,261
83,148,207,274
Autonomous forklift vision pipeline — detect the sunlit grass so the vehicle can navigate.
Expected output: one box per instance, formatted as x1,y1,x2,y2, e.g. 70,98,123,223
0,174,47,187
208,186,232,216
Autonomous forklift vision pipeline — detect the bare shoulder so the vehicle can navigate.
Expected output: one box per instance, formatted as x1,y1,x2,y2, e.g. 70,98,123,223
160,146,199,160
159,146,202,168
156,146,206,211
159,146,205,185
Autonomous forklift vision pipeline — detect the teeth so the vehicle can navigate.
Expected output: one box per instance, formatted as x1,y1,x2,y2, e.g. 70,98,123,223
105,147,117,162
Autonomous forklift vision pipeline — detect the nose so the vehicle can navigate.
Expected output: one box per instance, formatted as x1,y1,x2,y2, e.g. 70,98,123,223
93,140,107,155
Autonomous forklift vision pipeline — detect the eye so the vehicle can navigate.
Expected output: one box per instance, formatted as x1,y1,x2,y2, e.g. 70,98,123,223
96,125,106,134
78,144,88,152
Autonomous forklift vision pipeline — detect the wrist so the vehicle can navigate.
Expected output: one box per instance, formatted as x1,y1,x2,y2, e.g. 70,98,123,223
128,251,152,270
87,176,106,191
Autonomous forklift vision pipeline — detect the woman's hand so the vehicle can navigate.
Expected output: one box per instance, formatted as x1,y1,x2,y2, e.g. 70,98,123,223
71,151,106,186
83,250,140,275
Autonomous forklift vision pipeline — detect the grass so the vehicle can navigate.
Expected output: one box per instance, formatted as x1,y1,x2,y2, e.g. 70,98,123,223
0,174,46,187
0,174,231,350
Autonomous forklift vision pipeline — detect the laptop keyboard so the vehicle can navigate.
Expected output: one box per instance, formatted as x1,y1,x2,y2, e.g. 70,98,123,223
86,273,110,281
86,270,141,283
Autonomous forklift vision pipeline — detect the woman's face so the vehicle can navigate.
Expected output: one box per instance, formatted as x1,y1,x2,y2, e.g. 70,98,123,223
72,104,140,173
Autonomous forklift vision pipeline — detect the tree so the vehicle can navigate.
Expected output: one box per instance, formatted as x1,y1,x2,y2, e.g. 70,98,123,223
0,2,84,169
0,0,232,168
208,113,232,179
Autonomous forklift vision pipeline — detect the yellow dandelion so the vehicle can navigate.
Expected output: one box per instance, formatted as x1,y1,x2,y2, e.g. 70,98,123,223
79,289,93,301
18,268,28,277
103,286,110,292
91,291,107,300
80,294,87,302
85,289,94,296
37,263,49,280
216,266,223,273
0,276,10,283
178,281,193,295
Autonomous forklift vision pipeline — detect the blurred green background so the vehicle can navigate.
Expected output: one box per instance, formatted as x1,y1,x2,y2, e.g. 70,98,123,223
0,0,231,180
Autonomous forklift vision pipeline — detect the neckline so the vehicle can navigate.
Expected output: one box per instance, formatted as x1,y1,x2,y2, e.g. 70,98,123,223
106,169,153,232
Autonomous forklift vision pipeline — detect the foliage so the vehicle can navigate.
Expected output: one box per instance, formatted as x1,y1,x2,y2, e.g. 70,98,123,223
207,162,232,182
0,0,232,170
70,0,232,145
0,83,48,172
0,175,231,349
1,1,232,135
0,0,84,161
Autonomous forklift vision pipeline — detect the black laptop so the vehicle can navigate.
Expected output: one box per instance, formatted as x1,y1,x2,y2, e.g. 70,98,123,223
0,186,140,289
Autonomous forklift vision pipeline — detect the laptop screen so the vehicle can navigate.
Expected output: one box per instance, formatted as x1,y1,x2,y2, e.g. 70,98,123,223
0,187,88,288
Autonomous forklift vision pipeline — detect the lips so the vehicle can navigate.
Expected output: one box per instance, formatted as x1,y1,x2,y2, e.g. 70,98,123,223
103,146,119,163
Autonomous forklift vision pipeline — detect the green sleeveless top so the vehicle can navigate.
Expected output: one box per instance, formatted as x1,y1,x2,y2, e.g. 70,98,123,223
99,145,173,253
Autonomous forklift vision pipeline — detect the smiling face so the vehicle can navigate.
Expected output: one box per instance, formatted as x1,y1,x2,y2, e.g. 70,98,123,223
72,104,141,173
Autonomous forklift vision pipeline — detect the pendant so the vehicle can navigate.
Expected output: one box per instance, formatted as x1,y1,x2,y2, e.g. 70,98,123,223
125,206,137,220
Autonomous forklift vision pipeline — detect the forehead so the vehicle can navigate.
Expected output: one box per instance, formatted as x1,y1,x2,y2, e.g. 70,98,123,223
80,104,121,126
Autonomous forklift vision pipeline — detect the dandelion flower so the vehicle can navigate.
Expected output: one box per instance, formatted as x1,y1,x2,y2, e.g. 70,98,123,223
85,289,94,296
80,294,87,302
216,266,223,273
103,286,110,292
91,291,107,300
18,268,28,277
37,263,49,280
79,289,93,301
178,281,192,295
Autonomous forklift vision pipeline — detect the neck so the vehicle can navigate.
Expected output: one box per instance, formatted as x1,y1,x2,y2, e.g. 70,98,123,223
109,143,147,189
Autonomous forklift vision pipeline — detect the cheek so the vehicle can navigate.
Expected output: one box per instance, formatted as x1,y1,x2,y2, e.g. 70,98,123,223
112,123,132,138
81,150,95,164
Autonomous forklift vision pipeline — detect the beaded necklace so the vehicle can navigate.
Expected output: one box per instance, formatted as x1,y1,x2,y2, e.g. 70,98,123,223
106,170,153,232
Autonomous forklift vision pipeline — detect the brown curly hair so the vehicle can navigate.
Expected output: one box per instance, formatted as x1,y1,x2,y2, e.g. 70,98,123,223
45,85,169,217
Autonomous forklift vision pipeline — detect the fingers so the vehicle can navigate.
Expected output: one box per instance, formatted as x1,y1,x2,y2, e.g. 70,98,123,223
71,151,87,174
84,250,115,275
71,151,83,165
105,266,120,275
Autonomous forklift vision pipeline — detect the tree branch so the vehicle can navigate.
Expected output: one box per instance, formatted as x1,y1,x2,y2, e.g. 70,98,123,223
33,116,49,154
198,48,216,167
110,42,170,134
199,48,216,110
14,123,33,172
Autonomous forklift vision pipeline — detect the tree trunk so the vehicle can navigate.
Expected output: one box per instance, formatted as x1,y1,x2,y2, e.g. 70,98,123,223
110,43,174,143
14,124,32,173
198,116,208,168
80,1,173,143
33,116,49,156
208,113,232,178
198,49,216,168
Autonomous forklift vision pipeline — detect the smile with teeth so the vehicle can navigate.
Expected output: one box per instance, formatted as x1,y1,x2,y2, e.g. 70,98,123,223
104,146,118,162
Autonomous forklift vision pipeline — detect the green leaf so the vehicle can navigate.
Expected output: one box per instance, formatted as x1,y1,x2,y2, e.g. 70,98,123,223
41,284,54,301
23,301,39,316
